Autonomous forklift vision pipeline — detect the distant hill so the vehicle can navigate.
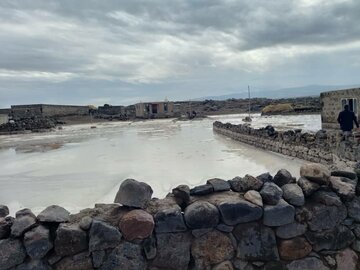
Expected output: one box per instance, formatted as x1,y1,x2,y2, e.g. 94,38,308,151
195,84,360,101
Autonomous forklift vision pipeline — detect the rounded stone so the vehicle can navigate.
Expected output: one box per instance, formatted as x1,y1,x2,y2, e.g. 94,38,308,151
37,205,70,223
260,182,283,205
114,179,153,209
191,230,234,269
278,237,312,260
0,238,27,269
273,169,294,187
184,201,219,229
24,225,53,259
244,190,263,207
119,210,154,241
300,163,330,185
336,248,358,270
0,205,9,218
282,184,305,206
79,216,93,230
55,224,88,257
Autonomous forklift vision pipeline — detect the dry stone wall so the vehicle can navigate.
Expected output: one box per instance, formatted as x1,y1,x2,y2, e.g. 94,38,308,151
1,164,360,269
213,121,360,166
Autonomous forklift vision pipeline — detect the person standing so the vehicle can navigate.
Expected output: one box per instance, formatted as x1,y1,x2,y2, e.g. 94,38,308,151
337,104,359,132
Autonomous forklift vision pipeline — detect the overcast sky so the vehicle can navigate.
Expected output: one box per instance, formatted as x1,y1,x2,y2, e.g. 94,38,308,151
1,0,360,107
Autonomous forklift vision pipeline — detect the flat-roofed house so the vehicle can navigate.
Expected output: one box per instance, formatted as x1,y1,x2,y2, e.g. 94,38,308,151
135,102,175,118
321,88,360,129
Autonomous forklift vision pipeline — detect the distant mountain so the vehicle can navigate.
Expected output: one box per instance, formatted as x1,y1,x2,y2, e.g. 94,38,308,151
194,84,360,101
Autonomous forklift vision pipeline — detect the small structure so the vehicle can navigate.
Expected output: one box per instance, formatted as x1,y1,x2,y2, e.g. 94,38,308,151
321,88,360,129
11,104,90,119
0,114,8,125
135,102,175,118
98,104,125,115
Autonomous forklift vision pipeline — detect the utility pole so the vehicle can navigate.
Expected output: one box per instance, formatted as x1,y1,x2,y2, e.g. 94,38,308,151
248,85,251,118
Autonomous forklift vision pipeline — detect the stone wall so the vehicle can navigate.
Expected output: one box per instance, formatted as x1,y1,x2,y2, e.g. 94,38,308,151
321,88,360,130
11,104,89,119
1,164,360,269
213,121,360,167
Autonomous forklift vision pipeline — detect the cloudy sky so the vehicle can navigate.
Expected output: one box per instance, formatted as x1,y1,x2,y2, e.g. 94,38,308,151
1,0,360,107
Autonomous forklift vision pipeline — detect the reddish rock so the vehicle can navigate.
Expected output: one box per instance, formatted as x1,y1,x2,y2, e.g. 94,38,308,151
279,237,312,260
191,230,234,269
336,248,358,270
119,210,154,241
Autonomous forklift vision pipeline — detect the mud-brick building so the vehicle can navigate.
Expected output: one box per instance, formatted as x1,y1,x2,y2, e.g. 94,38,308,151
11,104,90,119
135,102,175,118
321,88,360,129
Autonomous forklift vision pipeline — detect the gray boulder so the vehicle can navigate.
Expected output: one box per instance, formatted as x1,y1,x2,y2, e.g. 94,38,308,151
330,176,357,200
282,184,305,206
256,172,273,183
312,190,342,206
184,201,219,229
55,223,87,257
152,232,191,270
0,205,9,218
89,220,122,252
307,203,347,231
286,257,329,270
92,250,106,268
37,205,70,223
53,252,92,270
275,222,307,239
233,222,279,261
300,163,330,185
100,242,146,270
348,197,360,222
11,209,37,237
206,178,231,192
260,182,283,205
263,199,295,227
190,184,213,196
143,236,156,260
297,177,320,197
172,185,190,205
331,170,357,180
306,225,354,251
0,238,26,269
24,225,53,259
229,175,263,192
79,216,93,230
154,206,187,233
114,179,153,208
273,169,294,187
16,260,51,270
0,216,14,239
217,199,263,225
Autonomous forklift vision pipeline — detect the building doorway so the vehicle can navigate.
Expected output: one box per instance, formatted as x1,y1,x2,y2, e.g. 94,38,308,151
151,104,158,114
342,98,358,115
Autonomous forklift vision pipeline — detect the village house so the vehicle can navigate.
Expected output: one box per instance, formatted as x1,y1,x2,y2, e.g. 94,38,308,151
320,87,360,129
135,101,175,118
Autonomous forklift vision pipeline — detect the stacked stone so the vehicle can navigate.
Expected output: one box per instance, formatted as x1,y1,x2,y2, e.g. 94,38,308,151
1,164,360,269
213,121,360,165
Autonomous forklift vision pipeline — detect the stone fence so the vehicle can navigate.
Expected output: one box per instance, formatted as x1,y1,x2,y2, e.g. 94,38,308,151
213,121,360,168
1,163,360,269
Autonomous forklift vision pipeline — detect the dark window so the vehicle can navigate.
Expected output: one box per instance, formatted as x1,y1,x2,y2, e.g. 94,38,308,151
342,98,358,115
164,103,168,112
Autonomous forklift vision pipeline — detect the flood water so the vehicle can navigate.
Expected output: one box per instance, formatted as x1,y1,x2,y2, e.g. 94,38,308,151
0,113,321,215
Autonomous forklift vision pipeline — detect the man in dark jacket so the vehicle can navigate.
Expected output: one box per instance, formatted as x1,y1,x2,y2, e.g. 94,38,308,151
337,105,359,132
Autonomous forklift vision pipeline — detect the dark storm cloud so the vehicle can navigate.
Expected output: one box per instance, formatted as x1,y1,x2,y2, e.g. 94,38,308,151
0,0,359,107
